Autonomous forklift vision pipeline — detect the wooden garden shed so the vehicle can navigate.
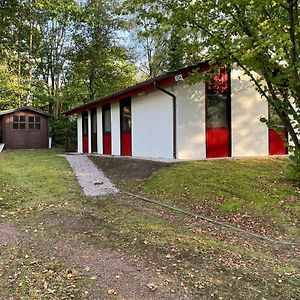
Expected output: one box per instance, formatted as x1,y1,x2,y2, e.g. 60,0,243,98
0,106,50,149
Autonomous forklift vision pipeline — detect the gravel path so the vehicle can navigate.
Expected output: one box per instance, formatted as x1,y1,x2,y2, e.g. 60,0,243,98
65,154,118,196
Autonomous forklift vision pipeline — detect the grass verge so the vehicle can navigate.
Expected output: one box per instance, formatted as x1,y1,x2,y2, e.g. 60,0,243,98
126,158,300,239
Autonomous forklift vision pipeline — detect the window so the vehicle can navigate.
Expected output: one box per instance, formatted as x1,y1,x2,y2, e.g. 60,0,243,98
103,109,111,133
83,116,88,135
92,113,97,134
28,116,41,129
206,92,228,128
121,104,131,132
12,115,26,129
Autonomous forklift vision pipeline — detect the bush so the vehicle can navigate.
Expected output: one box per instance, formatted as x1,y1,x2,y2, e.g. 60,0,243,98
49,117,76,146
287,151,300,183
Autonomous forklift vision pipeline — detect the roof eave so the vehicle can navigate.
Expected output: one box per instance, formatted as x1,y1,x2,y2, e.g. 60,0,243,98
0,106,51,117
64,61,209,116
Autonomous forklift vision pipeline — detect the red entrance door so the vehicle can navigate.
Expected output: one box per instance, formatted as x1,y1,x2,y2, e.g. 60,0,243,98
102,105,112,155
206,68,230,158
269,128,288,155
120,98,132,156
82,111,88,153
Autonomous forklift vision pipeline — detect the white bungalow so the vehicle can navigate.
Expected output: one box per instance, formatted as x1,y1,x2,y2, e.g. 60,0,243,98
65,62,287,160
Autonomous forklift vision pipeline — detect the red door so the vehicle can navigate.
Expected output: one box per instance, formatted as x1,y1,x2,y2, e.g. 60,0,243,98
82,112,88,154
102,105,112,155
206,68,230,158
269,128,288,155
120,98,132,156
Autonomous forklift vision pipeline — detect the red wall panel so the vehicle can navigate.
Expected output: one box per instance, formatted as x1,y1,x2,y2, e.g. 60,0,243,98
121,132,132,156
103,133,112,155
269,129,288,155
206,68,229,93
83,135,88,153
206,128,230,158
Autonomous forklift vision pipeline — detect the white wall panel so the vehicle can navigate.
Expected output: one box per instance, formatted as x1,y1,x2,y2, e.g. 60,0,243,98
231,68,269,156
96,107,103,154
77,113,83,153
87,110,92,154
175,81,206,159
111,102,120,155
132,90,173,159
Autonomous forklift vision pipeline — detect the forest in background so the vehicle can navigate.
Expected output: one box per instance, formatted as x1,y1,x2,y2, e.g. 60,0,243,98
2,0,300,181
0,0,187,119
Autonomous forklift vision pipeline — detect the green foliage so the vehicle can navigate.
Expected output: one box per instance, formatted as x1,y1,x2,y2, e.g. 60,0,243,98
49,117,76,146
0,59,22,110
0,0,137,116
65,0,137,104
126,15,191,79
125,0,300,161
287,152,300,183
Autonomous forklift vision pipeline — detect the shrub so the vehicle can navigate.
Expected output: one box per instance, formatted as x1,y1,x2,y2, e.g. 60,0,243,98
287,151,300,183
49,117,76,146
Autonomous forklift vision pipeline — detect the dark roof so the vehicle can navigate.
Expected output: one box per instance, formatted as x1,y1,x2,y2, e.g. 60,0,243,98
0,106,51,117
65,61,209,115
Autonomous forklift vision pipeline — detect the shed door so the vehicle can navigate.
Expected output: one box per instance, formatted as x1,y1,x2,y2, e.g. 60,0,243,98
82,112,88,154
206,92,231,158
102,105,112,155
120,98,132,156
91,109,97,153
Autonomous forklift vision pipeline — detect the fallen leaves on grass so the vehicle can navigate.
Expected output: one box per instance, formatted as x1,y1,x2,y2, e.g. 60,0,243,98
0,245,84,299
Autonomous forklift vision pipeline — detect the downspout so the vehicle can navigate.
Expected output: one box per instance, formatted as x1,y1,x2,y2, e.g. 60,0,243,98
156,86,177,159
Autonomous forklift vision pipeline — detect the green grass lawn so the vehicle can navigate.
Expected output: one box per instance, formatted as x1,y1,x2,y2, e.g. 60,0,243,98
0,149,80,211
129,158,300,239
0,150,299,299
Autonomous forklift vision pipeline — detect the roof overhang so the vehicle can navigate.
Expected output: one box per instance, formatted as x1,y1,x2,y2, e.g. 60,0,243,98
0,106,51,117
64,62,209,116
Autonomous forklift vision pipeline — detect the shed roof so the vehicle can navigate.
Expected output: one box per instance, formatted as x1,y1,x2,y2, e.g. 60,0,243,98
0,106,51,117
64,62,209,116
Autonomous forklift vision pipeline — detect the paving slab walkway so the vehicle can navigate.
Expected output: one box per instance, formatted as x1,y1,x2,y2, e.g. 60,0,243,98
65,154,118,196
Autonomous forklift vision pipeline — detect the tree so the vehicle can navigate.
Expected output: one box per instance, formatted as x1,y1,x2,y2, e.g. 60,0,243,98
32,0,80,116
64,0,137,106
125,13,188,79
126,0,300,175
0,59,21,110
0,0,136,117
0,0,32,108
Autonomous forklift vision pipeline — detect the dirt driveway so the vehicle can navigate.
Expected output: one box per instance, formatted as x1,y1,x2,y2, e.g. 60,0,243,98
0,154,183,300
0,214,182,300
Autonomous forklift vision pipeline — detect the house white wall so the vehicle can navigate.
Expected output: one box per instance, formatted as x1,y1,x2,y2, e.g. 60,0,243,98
77,113,83,153
88,110,92,154
175,81,206,159
131,90,173,159
111,102,120,155
76,67,271,159
96,106,103,154
231,68,269,157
